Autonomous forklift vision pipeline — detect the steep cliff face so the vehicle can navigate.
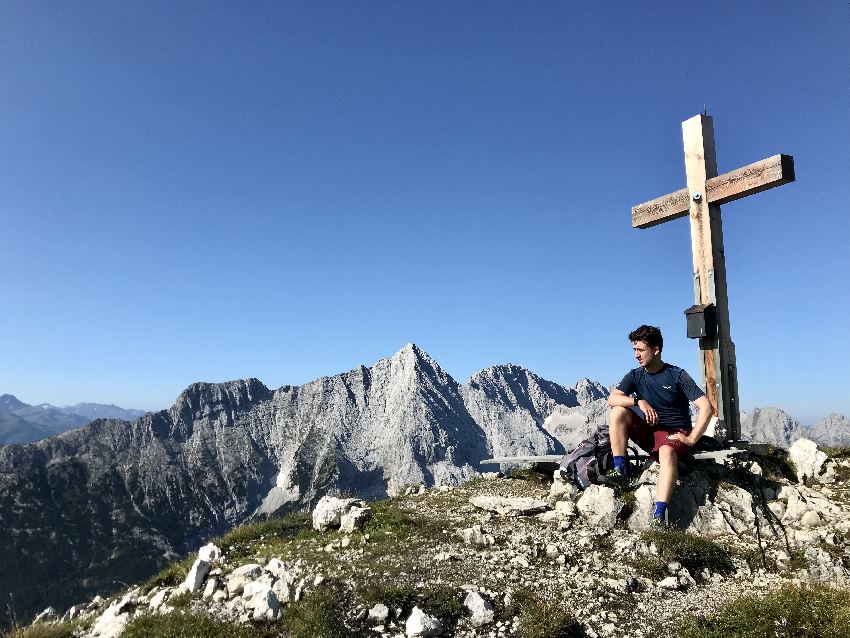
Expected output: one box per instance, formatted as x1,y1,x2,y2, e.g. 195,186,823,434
809,414,850,447
741,407,804,448
0,346,588,620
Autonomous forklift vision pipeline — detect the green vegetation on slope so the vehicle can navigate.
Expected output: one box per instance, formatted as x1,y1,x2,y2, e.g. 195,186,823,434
677,583,850,638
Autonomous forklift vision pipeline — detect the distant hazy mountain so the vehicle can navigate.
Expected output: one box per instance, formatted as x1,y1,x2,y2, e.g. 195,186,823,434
0,394,145,444
57,402,146,422
740,407,805,448
808,413,850,447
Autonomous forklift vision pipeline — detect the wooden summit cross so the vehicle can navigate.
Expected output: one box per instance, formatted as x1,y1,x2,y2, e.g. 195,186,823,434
632,114,795,444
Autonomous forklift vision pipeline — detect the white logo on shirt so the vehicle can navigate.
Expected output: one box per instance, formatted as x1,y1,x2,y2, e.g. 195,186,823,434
663,385,672,389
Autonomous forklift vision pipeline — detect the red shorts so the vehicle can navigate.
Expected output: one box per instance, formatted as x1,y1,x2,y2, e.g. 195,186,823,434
627,412,695,460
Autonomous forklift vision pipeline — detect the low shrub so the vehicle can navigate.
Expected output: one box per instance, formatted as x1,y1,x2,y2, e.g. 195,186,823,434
677,583,850,638
362,500,415,536
820,446,850,460
418,585,465,627
357,583,463,627
216,513,314,560
756,445,798,483
142,554,196,590
642,528,734,577
281,580,351,638
3,622,79,638
506,588,585,638
122,611,278,638
165,589,193,609
359,582,416,612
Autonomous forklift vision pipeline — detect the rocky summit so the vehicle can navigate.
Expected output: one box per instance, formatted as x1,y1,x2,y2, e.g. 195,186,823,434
1,344,847,629
0,345,593,622
19,438,850,638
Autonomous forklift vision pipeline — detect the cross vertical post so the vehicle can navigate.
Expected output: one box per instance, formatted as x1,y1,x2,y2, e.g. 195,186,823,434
631,115,795,445
682,114,740,442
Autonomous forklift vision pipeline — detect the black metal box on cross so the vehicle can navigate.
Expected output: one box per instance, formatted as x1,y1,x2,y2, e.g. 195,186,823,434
685,303,717,339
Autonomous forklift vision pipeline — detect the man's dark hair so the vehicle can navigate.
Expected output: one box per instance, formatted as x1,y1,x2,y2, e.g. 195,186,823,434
629,325,663,351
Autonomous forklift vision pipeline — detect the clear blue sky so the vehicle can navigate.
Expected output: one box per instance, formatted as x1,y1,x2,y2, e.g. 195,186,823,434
1,2,847,422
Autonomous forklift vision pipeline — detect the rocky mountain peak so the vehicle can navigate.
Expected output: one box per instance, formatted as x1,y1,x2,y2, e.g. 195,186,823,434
0,393,28,411
741,407,804,448
467,364,578,413
809,413,850,447
170,378,271,427
572,378,608,406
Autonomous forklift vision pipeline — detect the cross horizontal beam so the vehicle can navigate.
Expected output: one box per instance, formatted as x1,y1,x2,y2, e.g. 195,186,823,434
632,154,795,229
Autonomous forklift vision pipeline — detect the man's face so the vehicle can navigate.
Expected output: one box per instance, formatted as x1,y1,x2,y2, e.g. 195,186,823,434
632,340,660,368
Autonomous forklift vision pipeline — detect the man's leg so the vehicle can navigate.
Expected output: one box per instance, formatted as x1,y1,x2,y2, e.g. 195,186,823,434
654,445,679,523
609,406,632,458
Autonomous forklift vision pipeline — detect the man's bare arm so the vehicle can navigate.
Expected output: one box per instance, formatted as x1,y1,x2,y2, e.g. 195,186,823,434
668,395,715,446
607,388,636,408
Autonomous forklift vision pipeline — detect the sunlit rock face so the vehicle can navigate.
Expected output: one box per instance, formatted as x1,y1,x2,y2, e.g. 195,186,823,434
741,407,804,448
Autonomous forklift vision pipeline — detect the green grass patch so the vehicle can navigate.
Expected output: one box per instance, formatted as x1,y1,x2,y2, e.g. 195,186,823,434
142,554,197,590
640,529,734,578
122,611,280,638
821,446,850,460
356,582,464,627
508,467,553,485
755,445,798,483
626,555,668,580
677,583,850,638
362,499,415,536
506,588,585,638
3,621,80,638
359,582,416,612
361,499,445,543
418,586,465,627
737,546,778,572
281,580,352,638
166,589,193,609
216,513,315,561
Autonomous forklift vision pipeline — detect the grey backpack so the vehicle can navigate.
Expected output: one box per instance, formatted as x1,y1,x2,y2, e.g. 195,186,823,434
558,423,614,489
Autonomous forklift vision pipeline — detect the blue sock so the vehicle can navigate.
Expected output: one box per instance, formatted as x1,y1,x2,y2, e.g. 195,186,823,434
613,456,626,474
653,501,668,519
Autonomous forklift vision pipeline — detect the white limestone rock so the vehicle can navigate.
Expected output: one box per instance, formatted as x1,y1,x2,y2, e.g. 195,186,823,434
369,602,390,622
405,606,443,637
148,588,169,610
458,524,495,547
90,591,138,638
548,478,579,505
184,557,212,593
464,591,495,627
244,585,280,621
202,577,218,599
789,439,830,483
657,576,679,590
226,563,263,595
576,485,623,530
340,505,372,533
198,542,221,563
469,495,549,517
312,495,365,532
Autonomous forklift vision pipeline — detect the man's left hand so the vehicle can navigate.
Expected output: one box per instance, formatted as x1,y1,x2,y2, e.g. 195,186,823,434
666,432,697,447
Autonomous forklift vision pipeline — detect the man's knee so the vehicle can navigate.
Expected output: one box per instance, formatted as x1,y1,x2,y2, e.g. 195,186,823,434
658,445,678,465
610,406,632,426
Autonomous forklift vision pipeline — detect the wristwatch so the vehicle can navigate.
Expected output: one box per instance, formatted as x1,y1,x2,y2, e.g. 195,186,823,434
634,396,640,407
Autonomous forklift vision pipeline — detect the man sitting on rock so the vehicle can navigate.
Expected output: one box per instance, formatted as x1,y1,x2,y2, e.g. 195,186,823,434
604,324,714,527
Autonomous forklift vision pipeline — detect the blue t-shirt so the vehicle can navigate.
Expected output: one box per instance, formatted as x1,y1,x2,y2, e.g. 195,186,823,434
616,363,705,430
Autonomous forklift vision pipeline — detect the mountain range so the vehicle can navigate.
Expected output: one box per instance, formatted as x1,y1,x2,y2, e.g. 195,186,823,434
0,394,146,444
0,344,846,622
